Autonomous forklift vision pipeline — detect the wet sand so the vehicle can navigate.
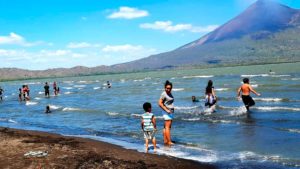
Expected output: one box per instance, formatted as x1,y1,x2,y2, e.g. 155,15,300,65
0,127,216,169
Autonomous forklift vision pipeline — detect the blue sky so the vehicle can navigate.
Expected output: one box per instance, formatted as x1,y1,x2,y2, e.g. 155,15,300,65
0,0,299,70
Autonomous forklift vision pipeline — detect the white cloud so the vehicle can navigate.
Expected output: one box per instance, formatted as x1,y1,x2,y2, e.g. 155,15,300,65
67,42,101,49
108,7,149,19
0,32,25,45
0,43,158,69
0,32,50,47
140,21,219,33
102,44,143,52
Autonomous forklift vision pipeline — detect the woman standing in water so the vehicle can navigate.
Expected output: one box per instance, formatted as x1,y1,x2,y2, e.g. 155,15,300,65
158,80,174,146
205,80,217,109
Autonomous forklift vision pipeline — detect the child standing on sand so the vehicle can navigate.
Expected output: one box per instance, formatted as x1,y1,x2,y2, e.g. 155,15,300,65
141,102,157,152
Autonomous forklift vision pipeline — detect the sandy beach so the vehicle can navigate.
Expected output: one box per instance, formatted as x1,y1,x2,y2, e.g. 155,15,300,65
0,127,215,169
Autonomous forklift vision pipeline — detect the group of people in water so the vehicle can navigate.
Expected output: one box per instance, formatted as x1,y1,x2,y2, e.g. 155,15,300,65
44,81,60,97
141,77,260,152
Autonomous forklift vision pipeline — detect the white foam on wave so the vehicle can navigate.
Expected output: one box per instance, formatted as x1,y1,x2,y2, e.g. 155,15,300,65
131,113,142,117
215,88,229,91
25,101,38,106
241,74,269,78
183,75,214,79
229,106,248,116
0,118,17,123
182,118,201,121
280,128,300,134
253,98,283,102
133,79,144,82
107,112,119,116
291,78,300,81
34,97,41,100
74,85,86,88
271,75,291,77
172,88,184,92
63,87,73,90
38,91,44,94
64,91,73,95
174,106,198,110
62,107,81,111
49,104,61,110
93,87,101,90
255,106,300,111
251,84,258,88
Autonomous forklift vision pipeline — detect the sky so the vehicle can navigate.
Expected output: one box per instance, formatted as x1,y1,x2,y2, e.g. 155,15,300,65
0,0,300,70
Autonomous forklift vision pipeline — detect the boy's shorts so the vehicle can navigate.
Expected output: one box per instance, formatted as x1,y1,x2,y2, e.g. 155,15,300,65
143,130,156,140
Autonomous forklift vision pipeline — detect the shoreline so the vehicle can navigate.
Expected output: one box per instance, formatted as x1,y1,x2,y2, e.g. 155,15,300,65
0,127,216,169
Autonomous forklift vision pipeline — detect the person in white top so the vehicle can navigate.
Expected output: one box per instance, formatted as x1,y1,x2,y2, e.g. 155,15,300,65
158,80,174,146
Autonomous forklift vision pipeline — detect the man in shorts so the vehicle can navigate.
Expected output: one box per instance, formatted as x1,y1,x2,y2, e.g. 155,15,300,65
237,78,261,111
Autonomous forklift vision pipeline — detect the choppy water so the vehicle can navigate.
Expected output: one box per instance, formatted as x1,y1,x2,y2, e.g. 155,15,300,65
0,63,300,169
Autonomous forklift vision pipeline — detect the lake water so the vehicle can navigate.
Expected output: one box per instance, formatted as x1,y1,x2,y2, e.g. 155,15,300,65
0,63,300,169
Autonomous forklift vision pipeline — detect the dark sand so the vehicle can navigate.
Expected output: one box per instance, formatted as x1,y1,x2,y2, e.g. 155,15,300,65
0,127,216,169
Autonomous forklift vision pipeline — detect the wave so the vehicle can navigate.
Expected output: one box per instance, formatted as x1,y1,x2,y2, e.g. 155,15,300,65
93,87,101,90
63,87,73,90
291,78,300,81
49,104,62,110
172,88,184,92
271,75,291,77
34,97,42,100
133,79,144,82
182,118,201,121
183,75,214,79
253,98,285,102
64,92,73,95
229,106,248,116
241,74,269,77
62,107,82,111
279,128,300,134
107,112,119,116
25,101,38,106
38,91,44,94
74,85,86,88
0,118,17,123
131,114,142,117
255,106,300,111
174,106,198,110
215,88,229,91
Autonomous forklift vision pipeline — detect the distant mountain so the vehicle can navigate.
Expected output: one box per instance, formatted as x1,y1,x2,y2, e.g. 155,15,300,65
113,0,300,71
1,0,300,80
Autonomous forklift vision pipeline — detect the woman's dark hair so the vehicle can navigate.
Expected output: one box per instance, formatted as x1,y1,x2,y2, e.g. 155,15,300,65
164,80,172,88
143,102,152,112
205,80,213,94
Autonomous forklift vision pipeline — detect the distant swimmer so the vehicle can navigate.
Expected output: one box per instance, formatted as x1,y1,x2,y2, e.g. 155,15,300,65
53,82,58,95
237,78,261,111
44,82,50,97
192,96,199,102
18,88,22,101
141,102,157,153
0,87,3,101
205,80,217,109
107,81,111,88
45,105,51,113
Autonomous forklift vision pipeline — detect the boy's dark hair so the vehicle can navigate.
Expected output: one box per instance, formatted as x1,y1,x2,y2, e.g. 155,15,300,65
243,78,249,84
164,80,172,88
143,102,151,112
